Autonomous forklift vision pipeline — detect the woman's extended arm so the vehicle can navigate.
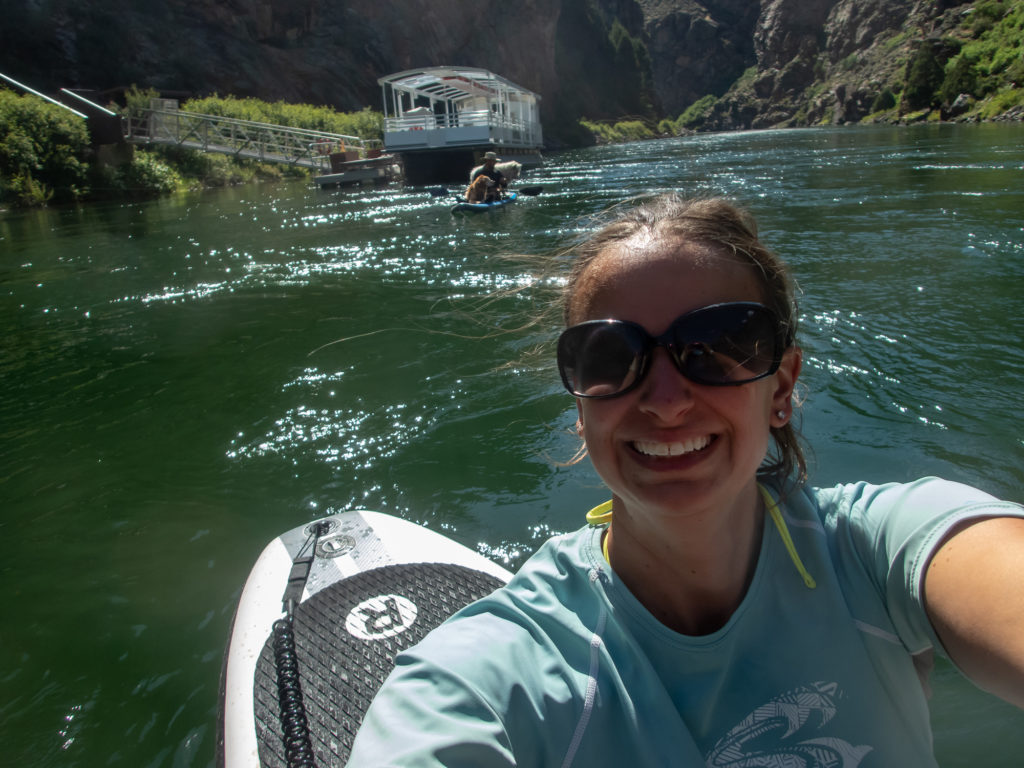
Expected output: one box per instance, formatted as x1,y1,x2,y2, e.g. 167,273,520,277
924,516,1024,708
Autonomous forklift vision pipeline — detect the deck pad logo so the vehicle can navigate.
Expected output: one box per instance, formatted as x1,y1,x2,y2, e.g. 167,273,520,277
316,533,356,559
346,594,418,640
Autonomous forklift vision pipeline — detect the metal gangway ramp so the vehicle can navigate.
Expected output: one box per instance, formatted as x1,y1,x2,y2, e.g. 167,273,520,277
125,99,382,172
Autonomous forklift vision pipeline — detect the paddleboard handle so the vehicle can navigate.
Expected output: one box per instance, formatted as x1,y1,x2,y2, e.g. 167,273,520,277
282,521,331,614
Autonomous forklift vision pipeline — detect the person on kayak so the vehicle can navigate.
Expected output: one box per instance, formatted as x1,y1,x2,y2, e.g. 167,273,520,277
347,194,1024,767
467,151,507,202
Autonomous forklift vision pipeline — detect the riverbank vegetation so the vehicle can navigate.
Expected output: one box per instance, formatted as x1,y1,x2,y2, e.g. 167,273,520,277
178,94,382,139
894,0,1024,117
0,89,91,207
579,117,658,144
0,86,384,209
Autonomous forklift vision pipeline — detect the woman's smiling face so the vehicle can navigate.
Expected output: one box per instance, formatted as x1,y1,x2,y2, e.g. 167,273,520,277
571,234,800,521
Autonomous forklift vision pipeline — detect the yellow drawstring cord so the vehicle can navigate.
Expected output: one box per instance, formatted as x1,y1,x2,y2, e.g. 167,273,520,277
585,499,614,525
584,485,816,589
759,485,817,589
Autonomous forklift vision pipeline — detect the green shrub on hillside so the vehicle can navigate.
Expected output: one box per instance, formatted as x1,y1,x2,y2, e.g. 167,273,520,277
579,118,656,144
969,0,1008,36
88,149,182,199
955,1,1024,97
125,84,160,112
677,95,718,129
120,151,181,195
147,144,250,187
0,89,90,206
838,53,861,72
870,89,898,113
940,54,980,105
579,119,617,143
976,86,1024,117
5,172,54,206
614,120,656,142
1009,57,1024,87
181,95,383,141
904,41,946,109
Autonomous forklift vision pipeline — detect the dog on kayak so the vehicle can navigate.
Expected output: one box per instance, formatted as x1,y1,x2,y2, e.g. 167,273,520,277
465,174,496,204
468,161,522,184
495,161,521,182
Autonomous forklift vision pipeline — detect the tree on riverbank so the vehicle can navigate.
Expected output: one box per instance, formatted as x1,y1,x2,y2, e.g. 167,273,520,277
0,89,91,206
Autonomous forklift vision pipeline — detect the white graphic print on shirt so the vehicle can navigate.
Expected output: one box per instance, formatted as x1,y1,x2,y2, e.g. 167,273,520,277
705,682,872,767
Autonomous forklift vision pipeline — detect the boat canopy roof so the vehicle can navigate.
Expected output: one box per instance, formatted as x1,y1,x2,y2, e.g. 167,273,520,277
377,66,544,159
377,67,540,113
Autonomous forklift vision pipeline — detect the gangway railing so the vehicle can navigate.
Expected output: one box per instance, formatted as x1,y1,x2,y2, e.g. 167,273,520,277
124,108,383,171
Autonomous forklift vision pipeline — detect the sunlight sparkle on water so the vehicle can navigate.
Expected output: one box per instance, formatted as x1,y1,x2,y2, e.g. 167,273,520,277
140,281,229,304
227,401,429,470
282,367,349,389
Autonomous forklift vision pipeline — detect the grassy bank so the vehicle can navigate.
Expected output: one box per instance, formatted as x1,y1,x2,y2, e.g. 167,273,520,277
0,87,384,209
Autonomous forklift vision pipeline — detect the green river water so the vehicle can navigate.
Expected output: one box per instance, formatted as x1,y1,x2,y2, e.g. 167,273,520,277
2,123,1023,766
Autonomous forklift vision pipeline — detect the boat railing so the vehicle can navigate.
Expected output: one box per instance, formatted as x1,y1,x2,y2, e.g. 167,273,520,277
383,109,541,146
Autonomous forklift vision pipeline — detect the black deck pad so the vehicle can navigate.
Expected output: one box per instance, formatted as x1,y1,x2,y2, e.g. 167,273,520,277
254,562,505,767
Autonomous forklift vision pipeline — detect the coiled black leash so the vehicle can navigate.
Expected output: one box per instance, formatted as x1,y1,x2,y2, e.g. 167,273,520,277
273,616,315,767
273,521,331,768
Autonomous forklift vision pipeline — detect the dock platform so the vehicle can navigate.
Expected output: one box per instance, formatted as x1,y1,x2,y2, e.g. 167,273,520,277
314,154,402,188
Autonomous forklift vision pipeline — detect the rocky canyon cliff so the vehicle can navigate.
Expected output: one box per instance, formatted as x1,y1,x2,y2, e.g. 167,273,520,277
1,0,1017,146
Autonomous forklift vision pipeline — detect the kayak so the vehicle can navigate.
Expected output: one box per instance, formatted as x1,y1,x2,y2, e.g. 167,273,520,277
451,191,518,213
217,510,512,767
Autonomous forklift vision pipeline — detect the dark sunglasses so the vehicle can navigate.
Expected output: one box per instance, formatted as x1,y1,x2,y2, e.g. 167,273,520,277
557,302,785,398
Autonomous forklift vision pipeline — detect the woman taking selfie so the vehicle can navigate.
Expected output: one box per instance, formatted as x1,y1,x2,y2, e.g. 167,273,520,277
346,194,1024,767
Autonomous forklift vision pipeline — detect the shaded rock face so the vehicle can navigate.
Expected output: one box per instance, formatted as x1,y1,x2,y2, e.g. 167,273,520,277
1,0,657,147
157,0,569,126
638,0,760,116
755,0,837,69
824,0,913,62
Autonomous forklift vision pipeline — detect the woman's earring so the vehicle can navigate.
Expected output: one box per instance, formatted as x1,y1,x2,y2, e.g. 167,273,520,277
776,410,787,422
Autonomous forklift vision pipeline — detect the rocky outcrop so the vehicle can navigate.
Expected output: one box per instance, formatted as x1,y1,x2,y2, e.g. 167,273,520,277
823,0,913,63
675,0,978,130
755,0,836,68
637,0,759,117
